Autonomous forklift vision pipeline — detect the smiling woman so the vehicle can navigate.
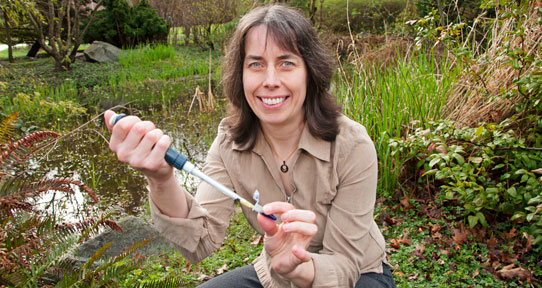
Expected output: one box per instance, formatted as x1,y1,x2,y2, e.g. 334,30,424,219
104,4,395,288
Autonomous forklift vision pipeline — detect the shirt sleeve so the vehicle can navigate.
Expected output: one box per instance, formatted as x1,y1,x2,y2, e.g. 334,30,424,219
149,125,237,264
310,133,384,287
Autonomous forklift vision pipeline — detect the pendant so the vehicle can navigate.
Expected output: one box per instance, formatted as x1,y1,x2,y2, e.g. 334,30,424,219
280,161,289,173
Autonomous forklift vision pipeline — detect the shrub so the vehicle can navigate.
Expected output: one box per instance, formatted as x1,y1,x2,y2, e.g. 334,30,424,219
84,0,170,48
390,119,542,244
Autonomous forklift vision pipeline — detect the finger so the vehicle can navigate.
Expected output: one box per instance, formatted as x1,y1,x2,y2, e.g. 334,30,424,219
281,221,318,236
133,128,164,158
262,201,295,216
280,209,316,224
120,120,156,152
109,116,142,151
292,245,312,263
128,129,165,168
258,213,279,237
145,133,171,168
104,110,116,131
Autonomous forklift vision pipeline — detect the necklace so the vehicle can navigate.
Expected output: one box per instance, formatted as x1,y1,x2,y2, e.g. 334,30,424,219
265,137,297,173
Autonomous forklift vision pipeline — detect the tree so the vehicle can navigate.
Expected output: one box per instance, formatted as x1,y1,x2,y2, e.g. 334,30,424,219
0,0,26,63
22,0,104,71
84,0,169,48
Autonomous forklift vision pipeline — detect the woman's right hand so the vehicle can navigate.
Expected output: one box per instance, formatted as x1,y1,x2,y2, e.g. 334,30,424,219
104,110,174,183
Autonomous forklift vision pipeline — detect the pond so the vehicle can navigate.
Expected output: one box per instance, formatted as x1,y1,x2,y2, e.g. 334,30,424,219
33,100,228,222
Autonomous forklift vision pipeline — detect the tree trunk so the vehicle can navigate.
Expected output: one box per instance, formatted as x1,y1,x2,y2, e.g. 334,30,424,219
308,0,317,24
53,55,69,71
319,0,324,30
437,0,445,27
3,9,14,63
27,41,42,57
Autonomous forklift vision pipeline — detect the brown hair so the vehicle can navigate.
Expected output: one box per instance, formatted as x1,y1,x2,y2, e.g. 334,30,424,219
222,4,340,149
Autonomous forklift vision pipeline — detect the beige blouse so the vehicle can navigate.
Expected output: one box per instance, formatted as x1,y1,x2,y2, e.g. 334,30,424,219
149,114,387,288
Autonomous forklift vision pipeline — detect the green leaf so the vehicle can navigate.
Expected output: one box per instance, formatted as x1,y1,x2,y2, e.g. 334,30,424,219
468,215,479,228
476,212,487,227
527,212,536,222
507,187,517,198
511,212,525,221
453,154,465,165
493,163,505,170
475,126,484,137
429,157,441,168
528,195,542,205
486,187,498,194
469,157,483,164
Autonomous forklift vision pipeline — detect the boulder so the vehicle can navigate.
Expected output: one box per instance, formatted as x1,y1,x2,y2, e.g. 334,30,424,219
72,216,176,262
84,41,121,63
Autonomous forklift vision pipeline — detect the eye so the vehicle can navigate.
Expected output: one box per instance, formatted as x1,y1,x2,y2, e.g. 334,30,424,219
248,62,263,68
282,61,294,67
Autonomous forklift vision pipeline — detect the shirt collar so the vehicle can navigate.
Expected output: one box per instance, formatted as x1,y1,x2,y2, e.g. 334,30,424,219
232,122,330,162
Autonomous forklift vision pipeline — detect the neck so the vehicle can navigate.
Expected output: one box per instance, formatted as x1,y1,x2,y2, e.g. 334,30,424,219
261,118,304,159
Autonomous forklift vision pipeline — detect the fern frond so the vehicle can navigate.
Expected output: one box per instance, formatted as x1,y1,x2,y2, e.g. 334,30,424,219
60,239,153,287
56,242,113,288
0,112,18,145
97,262,139,287
78,211,122,242
140,276,183,288
23,234,79,288
0,194,33,217
1,176,97,202
0,174,32,198
19,177,98,203
4,215,57,268
0,131,59,166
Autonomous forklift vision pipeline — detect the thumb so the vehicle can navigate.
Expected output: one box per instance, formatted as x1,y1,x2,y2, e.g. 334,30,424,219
257,213,279,237
104,110,116,131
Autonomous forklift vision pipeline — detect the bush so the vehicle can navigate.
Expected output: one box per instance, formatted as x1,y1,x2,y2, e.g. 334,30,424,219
390,119,542,244
84,0,170,48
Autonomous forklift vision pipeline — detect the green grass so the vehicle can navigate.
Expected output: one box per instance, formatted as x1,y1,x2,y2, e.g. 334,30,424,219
113,209,262,287
336,52,460,195
0,44,221,127
0,44,31,59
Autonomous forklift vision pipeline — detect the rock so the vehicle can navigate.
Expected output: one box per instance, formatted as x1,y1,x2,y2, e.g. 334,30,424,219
73,216,176,262
83,41,121,63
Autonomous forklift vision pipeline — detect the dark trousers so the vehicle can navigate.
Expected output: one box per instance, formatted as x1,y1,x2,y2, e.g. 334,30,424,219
198,262,396,288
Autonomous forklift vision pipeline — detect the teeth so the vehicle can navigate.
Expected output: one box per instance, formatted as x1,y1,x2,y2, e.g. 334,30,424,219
261,97,285,105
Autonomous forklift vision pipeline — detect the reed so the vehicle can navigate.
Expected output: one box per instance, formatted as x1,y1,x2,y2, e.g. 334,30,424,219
336,51,460,194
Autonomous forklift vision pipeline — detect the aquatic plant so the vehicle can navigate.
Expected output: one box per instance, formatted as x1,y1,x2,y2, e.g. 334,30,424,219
0,114,181,287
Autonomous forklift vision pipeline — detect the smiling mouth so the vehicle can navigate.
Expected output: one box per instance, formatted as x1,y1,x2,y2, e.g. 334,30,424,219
260,97,287,105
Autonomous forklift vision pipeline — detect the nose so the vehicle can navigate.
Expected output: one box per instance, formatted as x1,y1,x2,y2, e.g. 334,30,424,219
263,67,280,88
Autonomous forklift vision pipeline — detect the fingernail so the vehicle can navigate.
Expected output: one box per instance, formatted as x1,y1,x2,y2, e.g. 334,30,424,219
263,205,270,214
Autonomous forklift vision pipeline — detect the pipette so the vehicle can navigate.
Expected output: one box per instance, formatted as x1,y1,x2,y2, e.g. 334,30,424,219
109,113,276,221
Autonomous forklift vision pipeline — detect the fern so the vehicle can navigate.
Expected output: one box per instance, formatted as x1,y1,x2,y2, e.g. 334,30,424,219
0,114,153,287
0,130,60,167
140,276,183,288
22,234,80,288
57,239,153,288
0,112,17,144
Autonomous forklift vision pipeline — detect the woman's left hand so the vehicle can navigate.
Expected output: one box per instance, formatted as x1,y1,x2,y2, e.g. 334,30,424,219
257,202,317,284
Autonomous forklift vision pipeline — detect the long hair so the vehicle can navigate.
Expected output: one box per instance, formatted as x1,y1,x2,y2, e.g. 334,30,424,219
222,4,340,149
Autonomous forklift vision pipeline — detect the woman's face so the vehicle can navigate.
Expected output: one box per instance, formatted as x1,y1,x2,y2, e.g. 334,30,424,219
242,25,307,128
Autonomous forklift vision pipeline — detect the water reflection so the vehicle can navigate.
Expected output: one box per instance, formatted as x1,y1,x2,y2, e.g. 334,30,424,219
35,101,226,221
